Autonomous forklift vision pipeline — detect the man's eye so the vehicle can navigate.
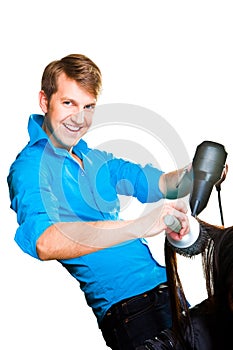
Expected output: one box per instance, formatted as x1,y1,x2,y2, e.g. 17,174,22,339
84,104,95,111
63,101,72,106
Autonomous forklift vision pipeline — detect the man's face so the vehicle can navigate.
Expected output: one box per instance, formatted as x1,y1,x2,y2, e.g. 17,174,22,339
40,72,96,151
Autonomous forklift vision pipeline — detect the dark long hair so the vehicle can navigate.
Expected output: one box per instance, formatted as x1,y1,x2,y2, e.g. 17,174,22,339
165,219,233,347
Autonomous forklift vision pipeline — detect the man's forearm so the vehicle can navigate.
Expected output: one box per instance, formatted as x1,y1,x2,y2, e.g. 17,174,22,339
36,215,154,260
36,200,190,261
160,165,193,199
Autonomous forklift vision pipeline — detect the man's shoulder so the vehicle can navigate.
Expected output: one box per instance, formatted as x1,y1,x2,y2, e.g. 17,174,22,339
9,141,45,179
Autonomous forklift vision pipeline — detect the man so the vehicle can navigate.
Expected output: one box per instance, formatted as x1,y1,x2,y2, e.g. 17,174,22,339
8,54,192,349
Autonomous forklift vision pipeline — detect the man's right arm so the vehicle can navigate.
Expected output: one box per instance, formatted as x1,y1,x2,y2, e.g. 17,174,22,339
36,219,134,260
37,200,190,260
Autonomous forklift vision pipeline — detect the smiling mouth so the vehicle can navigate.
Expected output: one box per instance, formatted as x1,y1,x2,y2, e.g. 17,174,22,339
63,123,82,132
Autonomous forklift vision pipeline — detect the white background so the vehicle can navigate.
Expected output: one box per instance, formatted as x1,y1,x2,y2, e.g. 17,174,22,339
1,1,233,349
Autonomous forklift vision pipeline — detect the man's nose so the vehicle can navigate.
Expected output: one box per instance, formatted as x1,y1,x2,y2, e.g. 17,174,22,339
72,110,85,123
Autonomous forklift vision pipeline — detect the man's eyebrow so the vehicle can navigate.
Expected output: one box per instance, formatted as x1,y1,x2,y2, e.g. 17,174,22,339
85,102,96,106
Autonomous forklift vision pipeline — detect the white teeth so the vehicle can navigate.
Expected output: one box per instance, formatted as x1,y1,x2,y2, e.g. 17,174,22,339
64,123,80,132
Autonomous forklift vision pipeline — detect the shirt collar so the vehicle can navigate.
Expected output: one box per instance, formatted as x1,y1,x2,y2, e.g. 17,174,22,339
28,114,88,156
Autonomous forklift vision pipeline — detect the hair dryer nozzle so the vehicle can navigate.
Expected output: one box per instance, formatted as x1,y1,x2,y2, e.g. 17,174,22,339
190,141,227,217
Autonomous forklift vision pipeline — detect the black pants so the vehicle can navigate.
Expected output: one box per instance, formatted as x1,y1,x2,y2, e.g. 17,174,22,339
100,284,172,350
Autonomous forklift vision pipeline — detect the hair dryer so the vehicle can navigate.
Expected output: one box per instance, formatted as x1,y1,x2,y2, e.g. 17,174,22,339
190,140,227,217
164,140,227,252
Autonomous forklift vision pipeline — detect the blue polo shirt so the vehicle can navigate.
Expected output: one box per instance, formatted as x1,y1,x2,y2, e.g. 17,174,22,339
8,114,167,324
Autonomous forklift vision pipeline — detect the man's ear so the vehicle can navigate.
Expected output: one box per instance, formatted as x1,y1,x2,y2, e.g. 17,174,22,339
39,90,48,114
